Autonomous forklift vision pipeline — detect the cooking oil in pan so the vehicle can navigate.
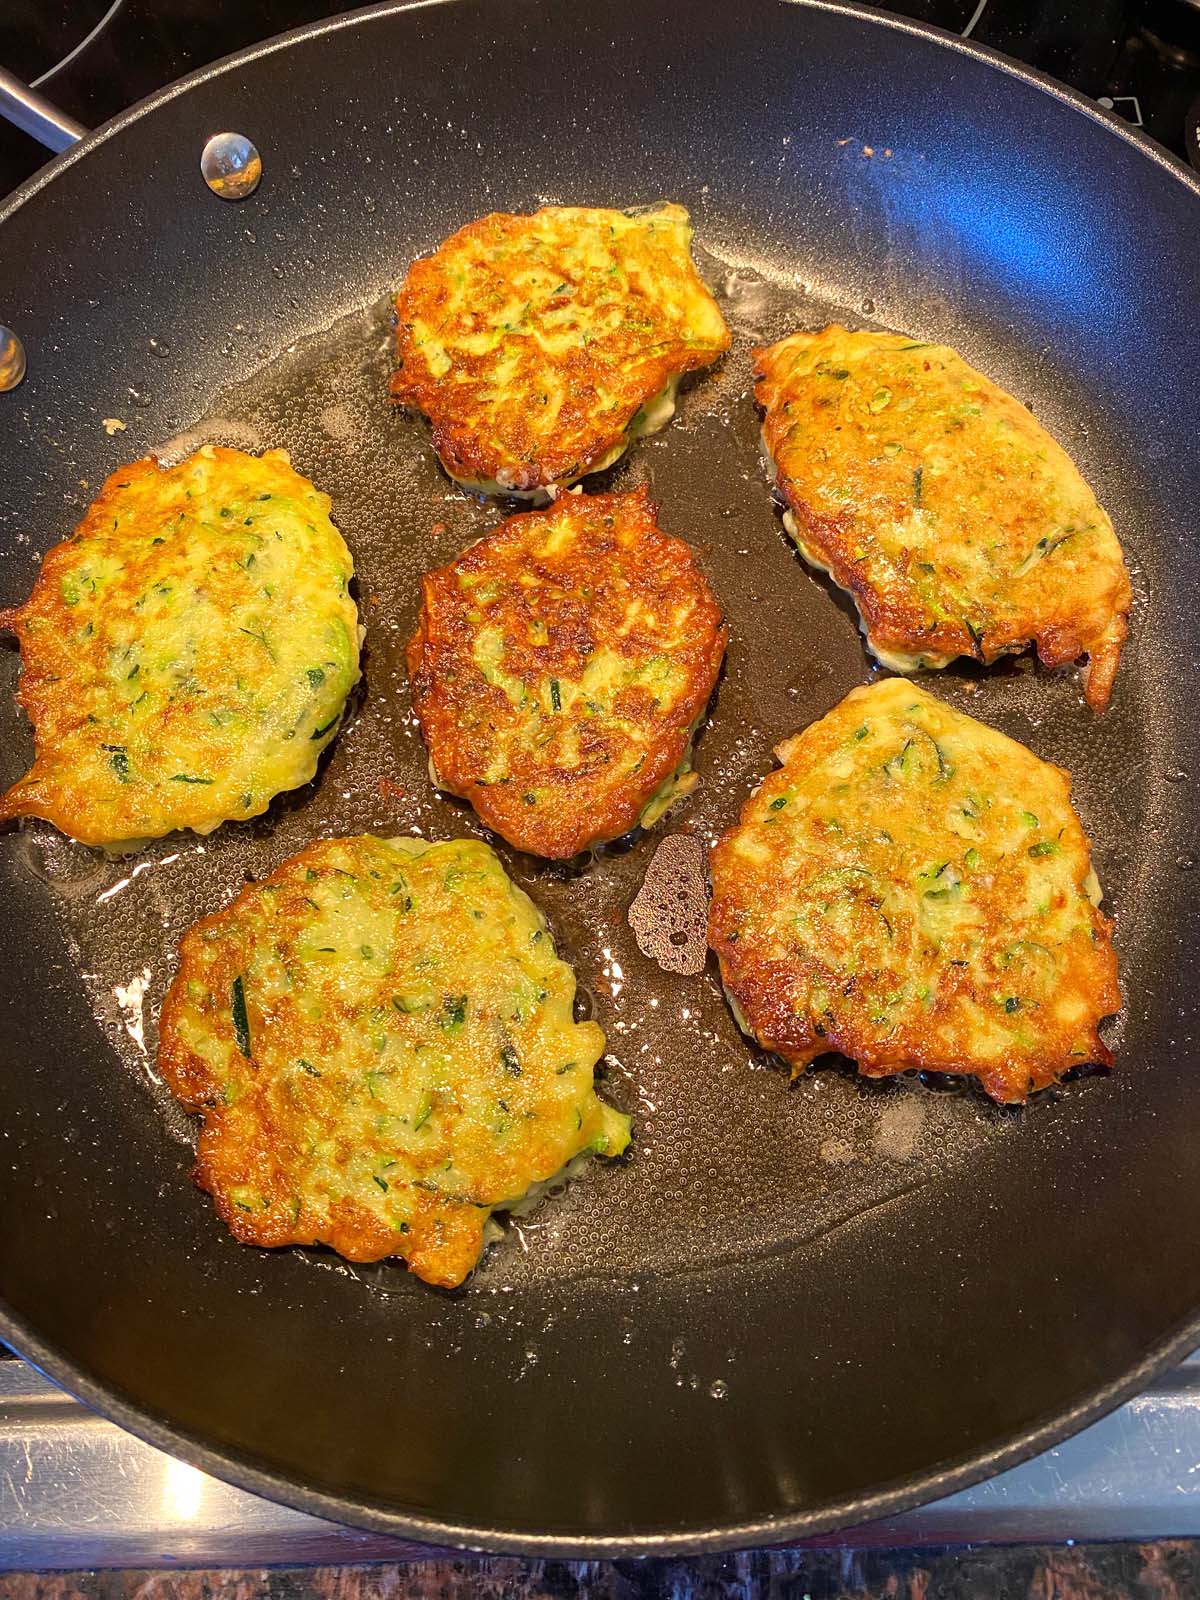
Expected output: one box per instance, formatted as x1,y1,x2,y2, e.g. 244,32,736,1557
3,247,1159,1296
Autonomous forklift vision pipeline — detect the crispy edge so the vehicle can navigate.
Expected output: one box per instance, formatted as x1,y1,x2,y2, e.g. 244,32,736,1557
0,448,345,844
406,488,727,856
752,330,1131,712
0,458,169,839
391,208,730,490
156,843,493,1288
706,687,1122,1104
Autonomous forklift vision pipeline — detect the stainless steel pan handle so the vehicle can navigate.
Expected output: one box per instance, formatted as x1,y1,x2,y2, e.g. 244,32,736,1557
0,65,87,152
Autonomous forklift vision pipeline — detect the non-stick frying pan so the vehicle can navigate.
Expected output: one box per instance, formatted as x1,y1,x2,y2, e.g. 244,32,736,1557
0,0,1198,1555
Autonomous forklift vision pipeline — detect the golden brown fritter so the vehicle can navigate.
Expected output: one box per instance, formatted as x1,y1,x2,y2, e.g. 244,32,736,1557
755,327,1131,711
407,487,727,858
0,446,359,851
390,203,730,496
708,678,1119,1104
158,834,630,1289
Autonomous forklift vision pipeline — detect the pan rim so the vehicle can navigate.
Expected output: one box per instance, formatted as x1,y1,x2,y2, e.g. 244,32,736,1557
2,0,1200,232
2,0,1199,1555
4,1297,1200,1553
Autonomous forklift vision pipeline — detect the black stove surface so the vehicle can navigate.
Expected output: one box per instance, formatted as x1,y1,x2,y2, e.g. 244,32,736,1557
1,0,1198,199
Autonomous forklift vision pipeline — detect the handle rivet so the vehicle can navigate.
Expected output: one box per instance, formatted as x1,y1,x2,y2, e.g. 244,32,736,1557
0,327,26,392
200,132,262,201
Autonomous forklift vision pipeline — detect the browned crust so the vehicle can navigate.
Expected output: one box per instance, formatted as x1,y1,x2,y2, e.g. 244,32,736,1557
1081,626,1127,714
158,841,495,1288
709,900,1117,1105
0,446,355,847
406,487,727,857
753,327,1132,712
186,1107,488,1288
707,685,1121,1105
0,458,162,839
391,208,730,490
774,482,1130,712
187,1102,487,1288
0,461,160,834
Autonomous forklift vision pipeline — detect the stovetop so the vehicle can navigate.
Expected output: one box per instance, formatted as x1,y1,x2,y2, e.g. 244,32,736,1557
1,0,1199,201
2,1348,1200,1564
0,0,1198,1565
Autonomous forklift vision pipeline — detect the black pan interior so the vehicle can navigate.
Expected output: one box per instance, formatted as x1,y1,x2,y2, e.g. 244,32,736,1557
0,0,1198,1553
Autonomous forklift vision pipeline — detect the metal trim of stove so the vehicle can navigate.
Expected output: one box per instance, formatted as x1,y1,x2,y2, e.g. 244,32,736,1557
0,1352,1198,1567
0,0,1196,1570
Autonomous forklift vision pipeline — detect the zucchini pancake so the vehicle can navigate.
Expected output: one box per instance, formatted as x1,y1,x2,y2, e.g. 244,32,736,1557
407,487,727,858
755,326,1131,711
158,835,630,1288
390,203,730,497
0,446,360,851
708,679,1119,1104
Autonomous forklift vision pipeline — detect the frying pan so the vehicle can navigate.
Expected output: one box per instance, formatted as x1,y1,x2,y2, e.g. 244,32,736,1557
0,0,1198,1555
